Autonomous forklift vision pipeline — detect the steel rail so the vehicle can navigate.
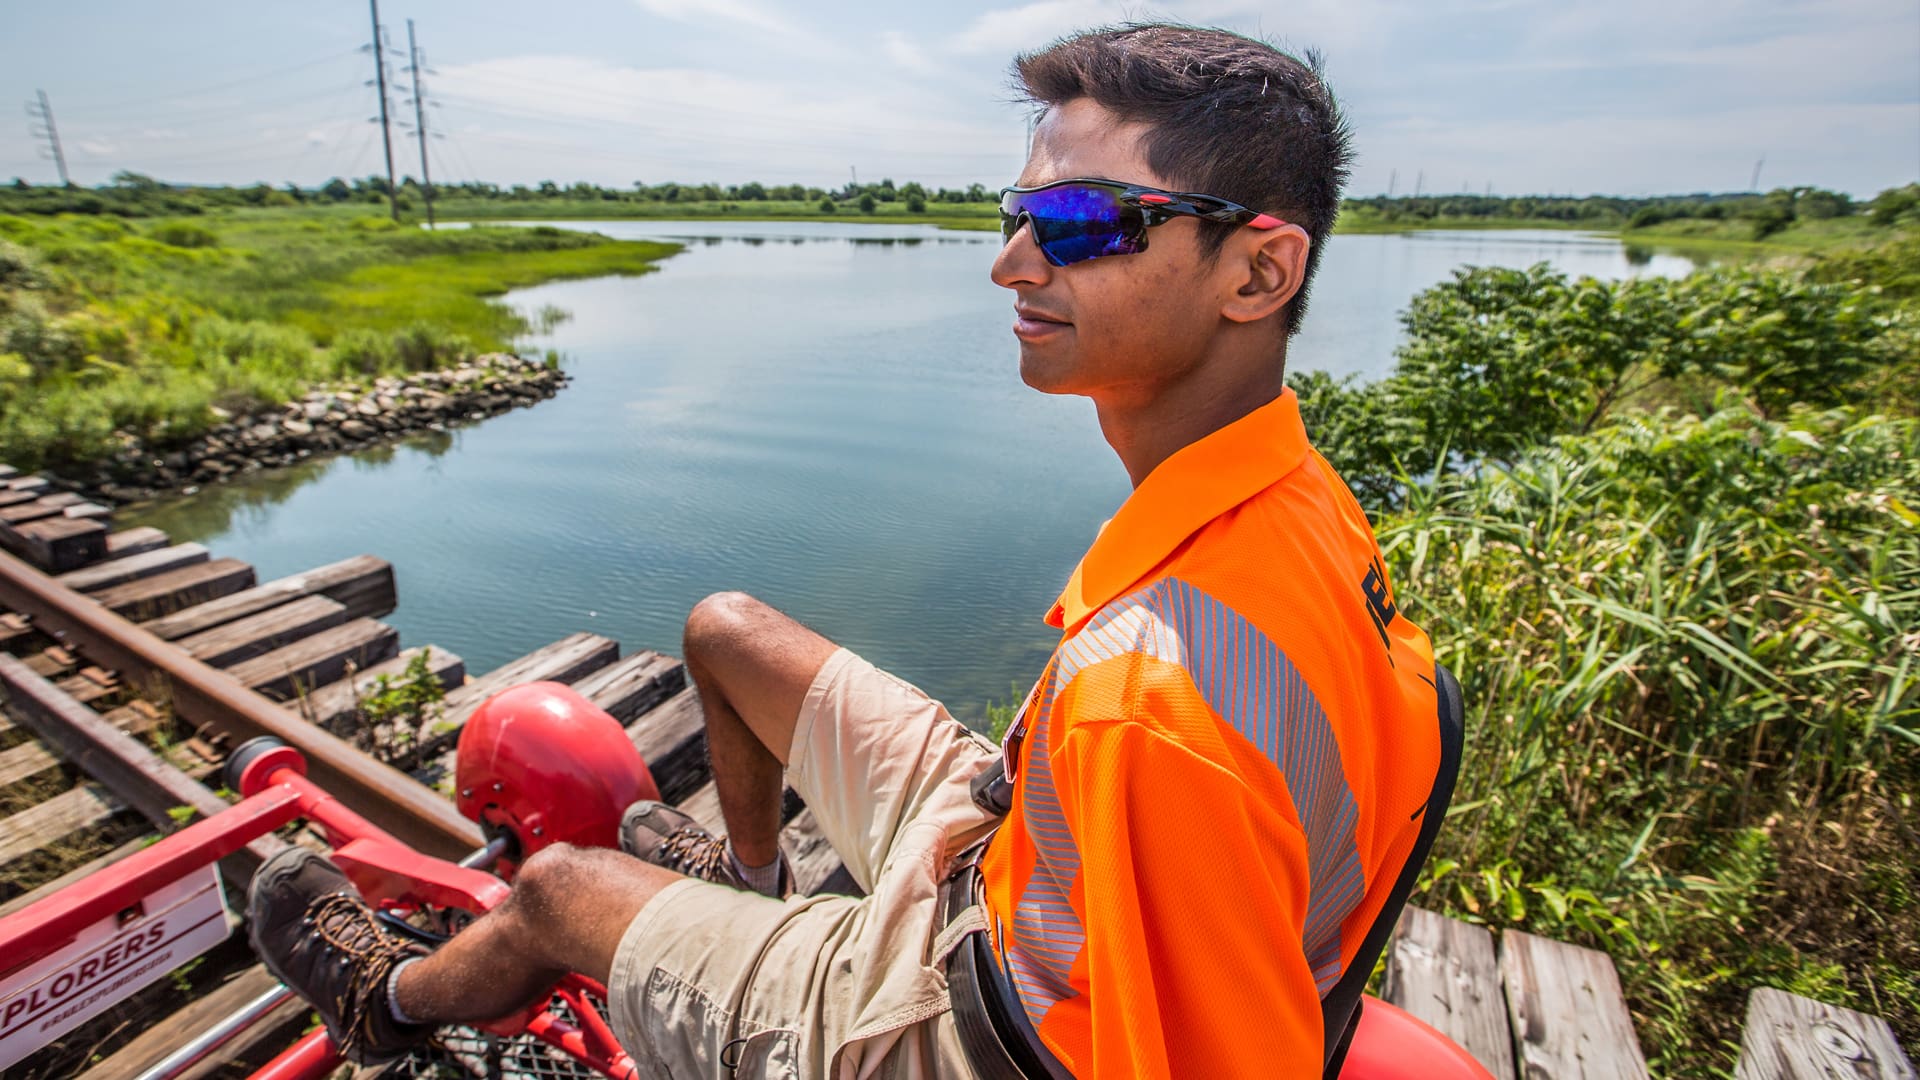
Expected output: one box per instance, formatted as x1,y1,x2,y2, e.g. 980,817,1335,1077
0,547,482,859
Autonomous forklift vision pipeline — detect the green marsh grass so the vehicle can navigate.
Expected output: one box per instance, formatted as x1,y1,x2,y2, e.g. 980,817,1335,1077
0,213,677,472
1381,402,1919,1073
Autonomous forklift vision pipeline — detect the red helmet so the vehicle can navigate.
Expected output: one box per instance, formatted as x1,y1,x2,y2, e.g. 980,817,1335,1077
454,681,659,873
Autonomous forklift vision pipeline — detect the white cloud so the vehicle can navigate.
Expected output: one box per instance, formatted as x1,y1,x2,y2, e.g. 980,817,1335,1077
77,139,116,157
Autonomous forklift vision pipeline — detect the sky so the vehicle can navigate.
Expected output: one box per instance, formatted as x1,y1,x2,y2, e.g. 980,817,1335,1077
3,0,1916,198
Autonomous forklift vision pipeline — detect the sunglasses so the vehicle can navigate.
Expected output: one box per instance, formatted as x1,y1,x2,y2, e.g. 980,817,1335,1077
999,178,1287,268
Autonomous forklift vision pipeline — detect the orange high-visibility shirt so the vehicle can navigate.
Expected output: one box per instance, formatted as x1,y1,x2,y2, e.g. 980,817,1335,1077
978,388,1439,1077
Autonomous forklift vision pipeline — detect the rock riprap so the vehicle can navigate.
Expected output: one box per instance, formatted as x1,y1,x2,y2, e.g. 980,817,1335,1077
78,353,567,503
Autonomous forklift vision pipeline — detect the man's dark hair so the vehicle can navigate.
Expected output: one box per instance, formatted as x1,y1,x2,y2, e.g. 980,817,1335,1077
1015,24,1353,335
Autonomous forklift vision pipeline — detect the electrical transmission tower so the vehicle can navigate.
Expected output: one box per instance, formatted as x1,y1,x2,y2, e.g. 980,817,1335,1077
365,0,400,221
26,90,71,187
405,19,437,226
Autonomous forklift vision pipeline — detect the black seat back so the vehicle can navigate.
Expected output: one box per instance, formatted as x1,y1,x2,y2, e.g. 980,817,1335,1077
1320,662,1465,1077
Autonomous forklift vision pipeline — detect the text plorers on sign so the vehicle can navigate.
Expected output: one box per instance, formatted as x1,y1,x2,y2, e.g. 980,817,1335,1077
0,865,230,1070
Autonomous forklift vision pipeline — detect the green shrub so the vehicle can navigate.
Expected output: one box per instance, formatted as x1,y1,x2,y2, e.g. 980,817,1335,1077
150,221,220,249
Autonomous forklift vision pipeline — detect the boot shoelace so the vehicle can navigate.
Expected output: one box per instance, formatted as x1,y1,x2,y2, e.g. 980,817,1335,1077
657,826,730,882
308,892,423,1051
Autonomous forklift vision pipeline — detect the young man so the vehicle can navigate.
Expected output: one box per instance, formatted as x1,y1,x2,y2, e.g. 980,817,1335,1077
247,23,1440,1079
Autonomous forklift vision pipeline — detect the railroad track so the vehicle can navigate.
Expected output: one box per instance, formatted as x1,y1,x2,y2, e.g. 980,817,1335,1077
0,464,852,1078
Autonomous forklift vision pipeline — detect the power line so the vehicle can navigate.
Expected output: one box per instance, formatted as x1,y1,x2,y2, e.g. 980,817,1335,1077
367,0,399,220
405,19,436,226
26,90,71,186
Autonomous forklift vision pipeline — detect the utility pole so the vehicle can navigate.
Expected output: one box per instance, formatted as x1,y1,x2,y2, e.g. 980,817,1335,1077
406,19,435,227
1413,170,1424,198
368,0,399,221
1750,154,1765,192
26,90,70,187
1387,169,1396,198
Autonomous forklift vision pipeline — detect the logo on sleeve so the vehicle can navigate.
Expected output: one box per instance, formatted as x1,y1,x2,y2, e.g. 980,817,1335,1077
1360,556,1398,659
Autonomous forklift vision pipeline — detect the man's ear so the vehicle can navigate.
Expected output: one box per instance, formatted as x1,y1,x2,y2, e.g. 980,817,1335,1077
1220,223,1310,325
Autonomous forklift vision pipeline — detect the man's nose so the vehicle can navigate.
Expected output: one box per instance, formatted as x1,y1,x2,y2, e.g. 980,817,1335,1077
991,214,1050,289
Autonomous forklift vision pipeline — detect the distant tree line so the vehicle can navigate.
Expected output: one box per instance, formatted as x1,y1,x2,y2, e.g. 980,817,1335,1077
10,173,1919,237
0,172,998,218
1347,184,1920,239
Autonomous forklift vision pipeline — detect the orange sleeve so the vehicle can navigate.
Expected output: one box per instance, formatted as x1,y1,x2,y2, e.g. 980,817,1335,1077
1049,718,1325,1079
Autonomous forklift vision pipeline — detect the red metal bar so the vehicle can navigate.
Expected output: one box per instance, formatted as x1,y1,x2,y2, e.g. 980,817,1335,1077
525,1012,638,1080
556,981,625,1067
0,785,304,978
254,765,407,851
248,1029,339,1080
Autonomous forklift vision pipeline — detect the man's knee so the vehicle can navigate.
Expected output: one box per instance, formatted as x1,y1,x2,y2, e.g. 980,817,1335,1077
508,842,596,920
683,590,766,660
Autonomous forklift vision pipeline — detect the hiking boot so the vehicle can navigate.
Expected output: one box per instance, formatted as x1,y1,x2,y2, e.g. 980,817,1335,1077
246,846,432,1065
619,800,791,898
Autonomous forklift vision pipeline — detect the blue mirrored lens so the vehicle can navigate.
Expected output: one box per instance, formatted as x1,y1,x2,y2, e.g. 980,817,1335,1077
1002,184,1142,266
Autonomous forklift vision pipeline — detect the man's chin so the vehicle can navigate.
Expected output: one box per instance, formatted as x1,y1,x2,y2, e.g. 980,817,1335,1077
1017,344,1082,396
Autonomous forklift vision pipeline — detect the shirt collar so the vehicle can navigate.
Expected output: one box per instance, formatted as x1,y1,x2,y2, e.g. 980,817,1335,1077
1047,388,1312,633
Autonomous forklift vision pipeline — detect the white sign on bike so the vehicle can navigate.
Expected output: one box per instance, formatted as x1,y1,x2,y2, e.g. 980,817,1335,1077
0,865,230,1071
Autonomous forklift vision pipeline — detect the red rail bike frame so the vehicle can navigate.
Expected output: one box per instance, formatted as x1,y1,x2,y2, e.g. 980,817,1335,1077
0,742,635,1080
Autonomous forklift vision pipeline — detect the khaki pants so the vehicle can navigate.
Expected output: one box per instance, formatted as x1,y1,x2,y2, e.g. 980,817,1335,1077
608,648,1003,1079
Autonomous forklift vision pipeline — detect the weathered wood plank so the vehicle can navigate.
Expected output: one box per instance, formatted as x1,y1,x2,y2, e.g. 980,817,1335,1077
626,686,708,805
1499,928,1651,1080
0,783,123,867
1734,987,1915,1080
0,489,37,510
0,739,62,790
105,526,170,559
100,699,165,738
140,555,395,642
5,475,49,495
0,464,16,481
56,541,209,591
420,632,620,755
0,836,149,919
63,501,112,521
55,669,119,707
89,557,257,621
177,593,348,668
23,645,76,678
676,779,723,831
0,612,30,650
573,650,687,724
81,963,313,1080
295,645,466,735
227,618,400,699
0,491,84,524
6,515,109,572
1383,906,1518,1080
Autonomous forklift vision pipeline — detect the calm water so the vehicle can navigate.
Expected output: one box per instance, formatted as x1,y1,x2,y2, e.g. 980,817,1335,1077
128,223,1693,724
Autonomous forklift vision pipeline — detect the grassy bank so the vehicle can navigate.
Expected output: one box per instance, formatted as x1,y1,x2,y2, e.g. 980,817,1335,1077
0,212,677,473
1386,406,1918,1074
